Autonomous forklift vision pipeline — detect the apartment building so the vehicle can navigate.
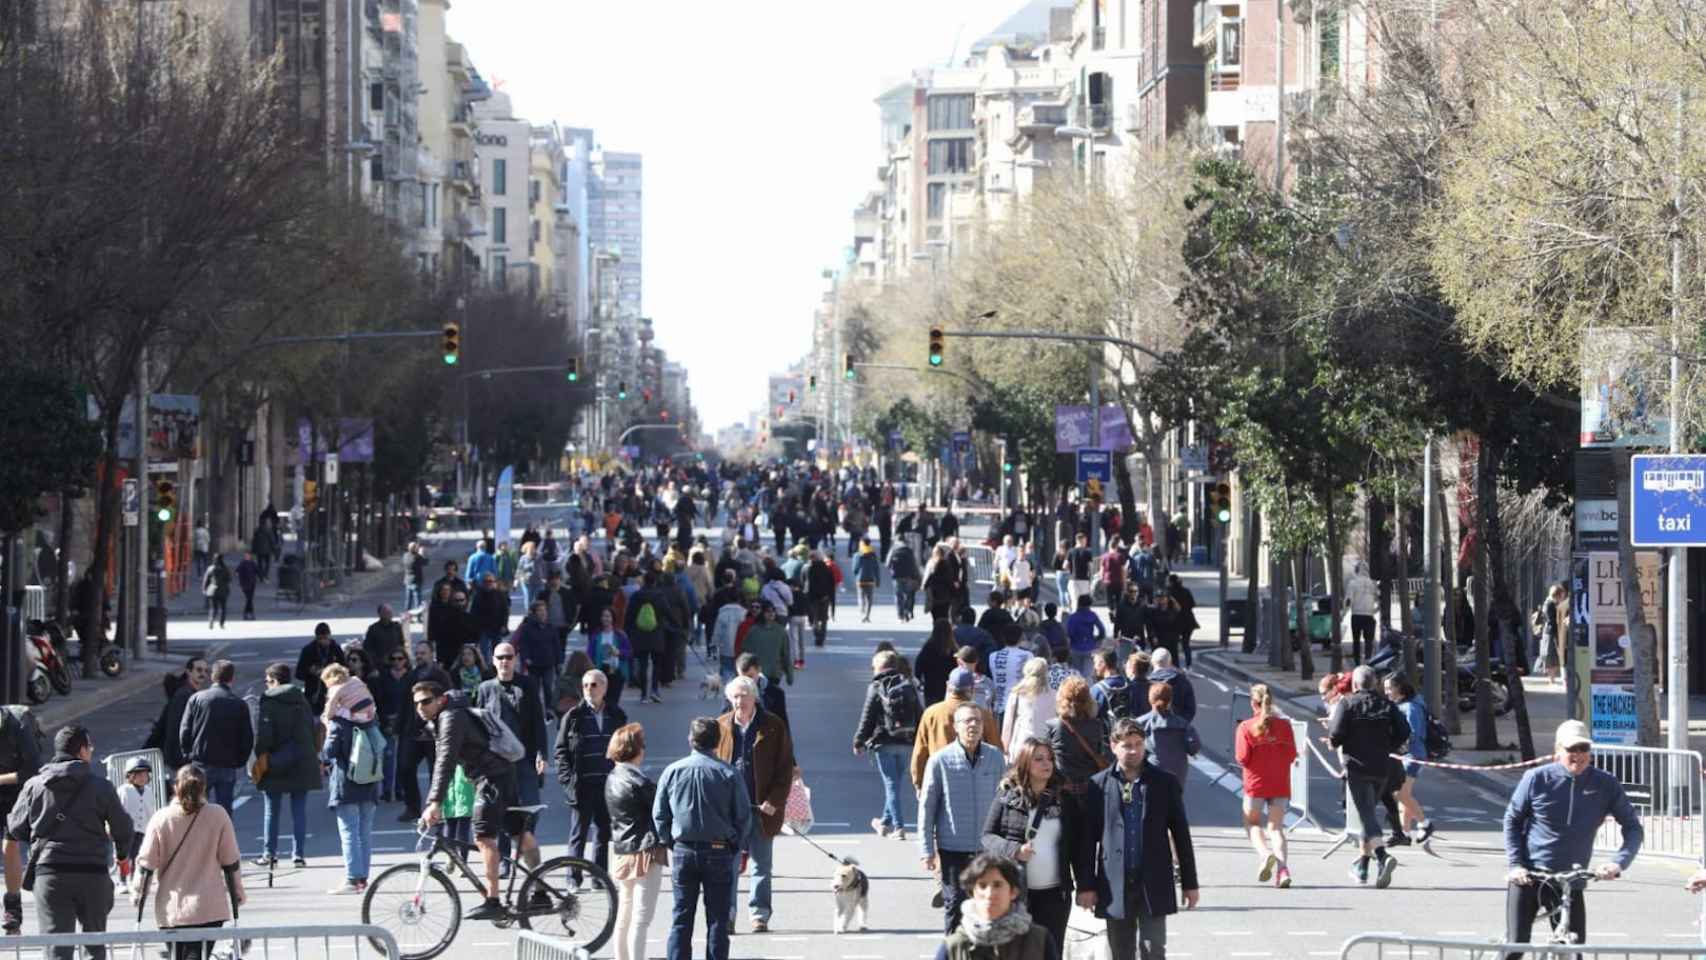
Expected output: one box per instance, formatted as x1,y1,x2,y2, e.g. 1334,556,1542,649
589,149,643,317
472,93,530,292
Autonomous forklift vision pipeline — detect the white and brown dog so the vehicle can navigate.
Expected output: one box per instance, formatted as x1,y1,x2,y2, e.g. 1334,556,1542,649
830,858,870,934
697,673,723,699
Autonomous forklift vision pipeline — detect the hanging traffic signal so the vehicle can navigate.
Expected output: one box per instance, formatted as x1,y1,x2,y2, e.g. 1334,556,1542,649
617,381,628,400
642,388,652,404
153,479,176,523
928,328,945,367
1002,460,1014,475
844,353,856,381
1212,482,1232,524
565,357,579,382
441,322,460,365
808,375,817,393
303,479,319,511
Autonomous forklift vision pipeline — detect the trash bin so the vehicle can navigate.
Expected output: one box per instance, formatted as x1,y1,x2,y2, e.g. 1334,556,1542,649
1223,598,1248,631
276,561,302,601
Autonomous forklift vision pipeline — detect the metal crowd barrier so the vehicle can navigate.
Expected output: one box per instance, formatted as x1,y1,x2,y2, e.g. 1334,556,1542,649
964,544,995,586
103,749,167,817
1220,687,1323,834
1590,743,1706,863
515,931,591,960
1340,933,1706,959
0,923,400,960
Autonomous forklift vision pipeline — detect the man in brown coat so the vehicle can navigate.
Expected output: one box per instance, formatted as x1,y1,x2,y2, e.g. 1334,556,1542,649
910,668,1003,790
715,675,795,934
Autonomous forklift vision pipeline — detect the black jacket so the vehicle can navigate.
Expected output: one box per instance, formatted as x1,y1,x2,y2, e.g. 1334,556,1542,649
1048,715,1110,786
295,639,346,714
853,669,914,749
605,762,663,855
146,684,195,770
477,674,550,763
363,619,406,666
980,783,1081,890
623,588,665,654
914,642,957,706
6,757,133,870
886,544,921,581
977,607,1016,636
805,562,835,602
399,664,452,743
179,683,255,769
470,586,510,635
425,692,513,803
254,683,323,795
554,701,630,801
1076,761,1197,921
1327,690,1411,782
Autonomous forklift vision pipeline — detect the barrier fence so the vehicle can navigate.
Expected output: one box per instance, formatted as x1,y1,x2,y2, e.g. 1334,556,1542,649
1340,933,1706,959
1222,687,1323,833
0,923,400,960
964,544,995,587
515,931,591,960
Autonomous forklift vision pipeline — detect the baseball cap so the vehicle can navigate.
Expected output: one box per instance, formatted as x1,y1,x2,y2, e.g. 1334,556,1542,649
948,667,976,692
125,757,153,774
1555,719,1593,751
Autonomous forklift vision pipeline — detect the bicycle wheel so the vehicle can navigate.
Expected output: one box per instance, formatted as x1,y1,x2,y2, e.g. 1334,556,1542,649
362,862,462,960
517,855,617,952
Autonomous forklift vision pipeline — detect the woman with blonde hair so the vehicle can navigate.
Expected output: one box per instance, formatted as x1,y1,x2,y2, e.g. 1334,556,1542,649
133,765,246,960
1001,657,1057,749
1234,683,1298,887
979,738,1076,960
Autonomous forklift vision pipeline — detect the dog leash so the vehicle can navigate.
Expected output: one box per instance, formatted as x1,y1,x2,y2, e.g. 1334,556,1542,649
780,823,852,865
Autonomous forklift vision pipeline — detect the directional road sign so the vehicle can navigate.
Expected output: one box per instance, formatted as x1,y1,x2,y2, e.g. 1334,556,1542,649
122,479,140,527
1076,448,1113,486
1630,454,1706,546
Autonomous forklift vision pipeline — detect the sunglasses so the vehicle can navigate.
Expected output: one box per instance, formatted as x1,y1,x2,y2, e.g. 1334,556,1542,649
389,657,407,663
413,698,436,707
1564,744,1592,755
493,654,515,661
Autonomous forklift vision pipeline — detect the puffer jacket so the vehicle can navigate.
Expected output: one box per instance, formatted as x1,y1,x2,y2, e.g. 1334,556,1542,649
425,692,513,803
919,740,1005,856
255,683,323,795
853,669,917,749
605,762,663,855
980,782,1079,890
709,602,747,660
5,757,133,870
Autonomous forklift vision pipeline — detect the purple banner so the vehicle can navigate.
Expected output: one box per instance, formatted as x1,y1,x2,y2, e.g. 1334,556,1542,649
1056,405,1133,452
290,418,375,464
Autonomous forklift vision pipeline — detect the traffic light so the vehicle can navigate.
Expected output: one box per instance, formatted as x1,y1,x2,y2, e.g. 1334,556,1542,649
844,353,855,381
303,479,319,512
153,479,176,523
928,328,945,367
1002,460,1014,475
807,375,817,393
565,357,579,383
660,409,670,421
617,381,628,400
642,388,652,404
441,322,460,365
1212,482,1232,524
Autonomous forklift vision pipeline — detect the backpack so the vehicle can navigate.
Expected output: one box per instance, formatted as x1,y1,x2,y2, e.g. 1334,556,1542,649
1422,707,1452,761
1,706,44,780
348,724,386,785
470,707,526,762
1099,679,1143,724
634,601,658,633
877,675,923,742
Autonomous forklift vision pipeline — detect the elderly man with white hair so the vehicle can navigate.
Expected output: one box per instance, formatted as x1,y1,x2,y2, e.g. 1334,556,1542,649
555,668,628,887
714,674,796,933
1146,647,1197,722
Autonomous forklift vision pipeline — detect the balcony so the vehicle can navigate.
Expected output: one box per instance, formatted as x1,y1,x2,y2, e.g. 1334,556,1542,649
1088,102,1111,132
1016,102,1068,134
1194,1,1216,48
449,104,474,138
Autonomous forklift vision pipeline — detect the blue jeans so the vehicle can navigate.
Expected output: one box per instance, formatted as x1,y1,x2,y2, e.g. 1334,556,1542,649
261,790,307,859
333,802,377,882
730,827,774,924
382,734,398,801
403,584,422,613
1054,571,1071,604
872,745,910,832
668,843,733,960
203,766,238,813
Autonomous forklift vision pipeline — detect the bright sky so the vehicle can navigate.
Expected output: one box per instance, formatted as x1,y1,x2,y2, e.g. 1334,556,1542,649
447,0,1030,432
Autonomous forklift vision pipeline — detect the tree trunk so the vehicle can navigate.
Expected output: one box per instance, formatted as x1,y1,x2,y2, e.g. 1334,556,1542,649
85,430,123,679
1114,452,1139,544
1141,430,1166,558
1481,439,1536,760
1617,450,1662,746
1471,441,1498,750
1436,482,1461,735
1292,552,1314,681
1244,505,1261,655
1371,492,1392,631
1323,481,1347,674
1397,486,1417,689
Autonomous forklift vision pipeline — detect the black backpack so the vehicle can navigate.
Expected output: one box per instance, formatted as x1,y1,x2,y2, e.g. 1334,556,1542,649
1099,679,1143,724
878,675,923,741
1422,706,1452,761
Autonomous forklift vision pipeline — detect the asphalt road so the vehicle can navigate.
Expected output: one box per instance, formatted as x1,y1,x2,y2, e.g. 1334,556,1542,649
42,520,1706,959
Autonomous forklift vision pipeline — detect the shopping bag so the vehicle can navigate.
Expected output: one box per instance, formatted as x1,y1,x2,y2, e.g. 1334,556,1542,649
783,771,814,834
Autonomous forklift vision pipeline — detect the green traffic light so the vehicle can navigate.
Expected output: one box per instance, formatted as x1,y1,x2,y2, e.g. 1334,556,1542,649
157,508,172,522
1217,508,1232,524
844,369,856,381
443,354,458,365
566,372,579,382
929,355,943,367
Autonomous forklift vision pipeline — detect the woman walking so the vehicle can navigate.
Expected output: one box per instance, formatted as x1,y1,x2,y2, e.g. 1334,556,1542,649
133,765,246,960
1384,676,1435,845
453,643,491,694
320,664,380,895
1044,676,1108,820
201,556,231,629
1136,682,1201,786
932,854,1053,960
914,618,959,706
1234,684,1297,887
1534,583,1566,682
1001,658,1057,750
587,607,631,707
980,739,1076,960
252,663,320,868
605,723,667,960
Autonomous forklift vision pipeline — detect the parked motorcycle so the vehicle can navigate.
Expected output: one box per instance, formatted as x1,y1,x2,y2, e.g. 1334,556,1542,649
1367,628,1514,716
30,616,122,681
23,624,72,704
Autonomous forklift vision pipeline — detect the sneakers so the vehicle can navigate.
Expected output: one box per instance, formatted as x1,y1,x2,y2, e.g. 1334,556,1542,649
893,828,908,841
871,818,892,838
251,855,276,868
328,880,365,895
466,897,507,922
1386,831,1412,847
1349,856,1370,886
1275,866,1292,888
292,857,308,869
1258,853,1278,883
1412,821,1435,844
1374,850,1398,889
751,919,769,934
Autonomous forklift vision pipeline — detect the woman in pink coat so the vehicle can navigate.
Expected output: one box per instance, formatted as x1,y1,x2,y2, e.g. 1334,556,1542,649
133,766,246,960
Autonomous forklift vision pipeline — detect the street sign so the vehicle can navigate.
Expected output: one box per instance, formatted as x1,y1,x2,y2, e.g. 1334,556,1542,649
325,453,340,485
952,430,971,453
888,429,902,451
1630,454,1706,546
1179,446,1208,472
121,479,139,527
1076,448,1113,485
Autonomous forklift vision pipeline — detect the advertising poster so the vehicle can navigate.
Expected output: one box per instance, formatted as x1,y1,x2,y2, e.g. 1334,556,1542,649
1579,550,1662,744
1580,327,1669,447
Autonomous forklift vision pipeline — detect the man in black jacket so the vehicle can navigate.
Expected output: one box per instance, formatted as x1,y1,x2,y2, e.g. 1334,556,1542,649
179,659,255,812
416,681,531,922
469,573,510,660
295,623,345,715
6,725,133,957
554,669,628,885
396,641,451,822
1327,665,1412,889
362,605,406,668
480,642,550,871
624,571,668,702
145,655,208,775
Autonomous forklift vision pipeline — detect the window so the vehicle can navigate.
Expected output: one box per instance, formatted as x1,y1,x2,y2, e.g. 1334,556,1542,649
927,183,946,219
368,154,383,183
529,179,541,205
927,94,973,130
419,183,429,227
493,158,507,196
928,138,972,175
1319,8,1341,80
493,207,507,244
369,82,383,113
492,254,507,288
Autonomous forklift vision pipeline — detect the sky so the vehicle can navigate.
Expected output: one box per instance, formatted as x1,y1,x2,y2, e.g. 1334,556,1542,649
446,0,1035,432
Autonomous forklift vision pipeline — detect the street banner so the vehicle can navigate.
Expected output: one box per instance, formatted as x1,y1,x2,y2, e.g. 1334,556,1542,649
289,419,375,464
98,394,201,462
1054,405,1135,452
494,466,515,541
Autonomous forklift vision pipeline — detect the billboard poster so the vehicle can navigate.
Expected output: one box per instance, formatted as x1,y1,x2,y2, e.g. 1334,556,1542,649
289,419,375,465
97,394,201,462
1055,405,1135,453
1580,326,1669,447
1578,549,1662,744
494,466,515,544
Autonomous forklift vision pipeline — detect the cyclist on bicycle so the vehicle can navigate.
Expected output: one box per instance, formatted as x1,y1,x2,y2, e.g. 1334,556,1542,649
413,680,538,921
1502,719,1643,949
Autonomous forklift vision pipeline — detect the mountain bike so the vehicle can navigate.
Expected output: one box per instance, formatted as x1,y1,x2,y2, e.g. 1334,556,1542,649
361,805,616,959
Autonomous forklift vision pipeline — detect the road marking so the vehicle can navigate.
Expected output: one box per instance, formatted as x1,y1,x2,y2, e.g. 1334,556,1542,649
1286,931,1328,936
1228,953,1272,957
1212,930,1255,936
1435,931,1478,936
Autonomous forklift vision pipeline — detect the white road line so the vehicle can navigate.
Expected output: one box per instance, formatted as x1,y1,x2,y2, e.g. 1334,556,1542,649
1228,953,1272,957
1436,931,1478,936
1286,931,1328,936
1212,930,1255,937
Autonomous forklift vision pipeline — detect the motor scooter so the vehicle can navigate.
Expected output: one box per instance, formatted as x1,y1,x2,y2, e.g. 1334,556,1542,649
1367,628,1513,715
22,624,72,705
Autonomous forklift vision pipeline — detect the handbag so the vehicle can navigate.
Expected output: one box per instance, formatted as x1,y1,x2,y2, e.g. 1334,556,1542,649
247,753,269,785
782,772,814,834
22,776,94,891
1062,719,1112,773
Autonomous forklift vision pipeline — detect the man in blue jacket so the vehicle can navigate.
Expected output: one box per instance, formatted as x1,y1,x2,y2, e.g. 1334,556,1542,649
918,704,1004,934
1503,719,1643,950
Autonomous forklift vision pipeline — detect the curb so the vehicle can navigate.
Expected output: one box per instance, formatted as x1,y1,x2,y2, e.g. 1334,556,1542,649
1193,648,1518,802
36,642,229,731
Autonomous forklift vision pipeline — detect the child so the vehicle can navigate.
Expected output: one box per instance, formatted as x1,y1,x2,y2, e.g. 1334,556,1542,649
116,757,157,893
320,663,377,727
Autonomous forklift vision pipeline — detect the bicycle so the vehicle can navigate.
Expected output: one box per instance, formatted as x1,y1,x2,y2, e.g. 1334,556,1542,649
361,804,617,960
1524,866,1600,949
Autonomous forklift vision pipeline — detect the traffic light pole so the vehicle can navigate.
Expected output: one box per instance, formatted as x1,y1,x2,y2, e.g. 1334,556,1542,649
133,346,149,660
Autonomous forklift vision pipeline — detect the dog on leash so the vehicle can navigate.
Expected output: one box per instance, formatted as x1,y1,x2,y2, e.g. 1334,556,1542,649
697,673,722,699
830,858,870,934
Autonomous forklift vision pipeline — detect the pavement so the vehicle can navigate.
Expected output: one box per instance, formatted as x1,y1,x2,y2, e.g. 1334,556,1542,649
25,523,1706,958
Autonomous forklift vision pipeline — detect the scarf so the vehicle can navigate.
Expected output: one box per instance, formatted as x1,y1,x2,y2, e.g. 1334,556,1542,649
959,899,1034,949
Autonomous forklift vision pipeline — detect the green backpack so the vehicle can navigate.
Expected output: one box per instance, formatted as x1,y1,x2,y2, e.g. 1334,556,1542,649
635,602,658,632
348,725,386,785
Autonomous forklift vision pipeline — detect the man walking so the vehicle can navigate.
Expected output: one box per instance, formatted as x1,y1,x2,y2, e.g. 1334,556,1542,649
555,669,627,885
1326,665,1411,888
402,542,426,615
481,642,550,870
296,623,346,716
1066,595,1107,678
509,600,564,713
236,552,261,620
1503,720,1643,950
918,704,1005,934
395,641,450,823
6,726,133,958
470,573,511,661
911,668,1003,791
179,660,255,812
653,717,751,960
146,656,208,776
853,650,921,840
715,675,795,933
1076,717,1199,960
363,605,405,669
